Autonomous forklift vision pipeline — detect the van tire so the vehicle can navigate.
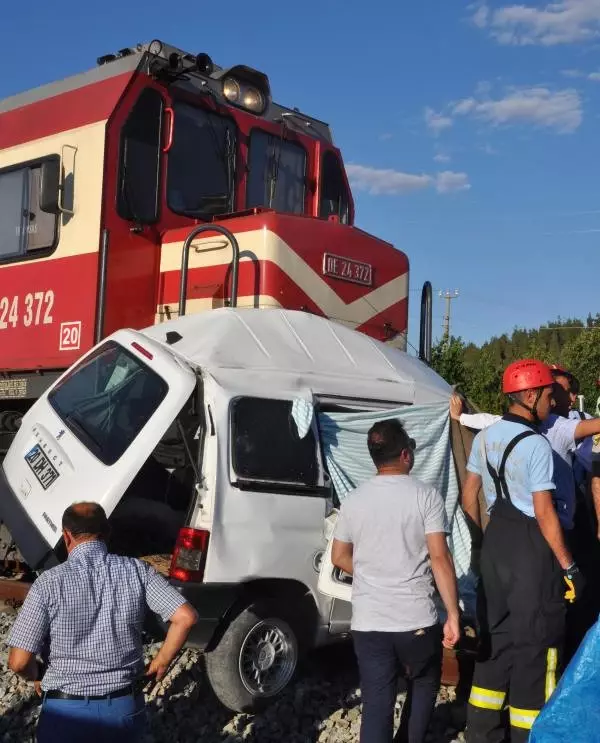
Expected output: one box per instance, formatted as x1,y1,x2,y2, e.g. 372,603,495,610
205,599,302,713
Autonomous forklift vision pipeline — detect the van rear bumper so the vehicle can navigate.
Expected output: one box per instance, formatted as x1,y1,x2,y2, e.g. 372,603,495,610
152,581,239,650
0,466,59,571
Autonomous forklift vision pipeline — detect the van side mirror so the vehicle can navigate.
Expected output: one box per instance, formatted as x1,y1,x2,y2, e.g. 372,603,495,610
39,159,61,214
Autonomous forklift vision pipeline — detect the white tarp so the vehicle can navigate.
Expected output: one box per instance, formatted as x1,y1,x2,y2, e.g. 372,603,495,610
314,401,477,615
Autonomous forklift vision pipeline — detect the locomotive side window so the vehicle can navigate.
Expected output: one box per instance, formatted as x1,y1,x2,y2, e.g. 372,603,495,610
167,102,236,218
319,151,350,224
246,130,306,214
0,161,58,262
117,88,163,224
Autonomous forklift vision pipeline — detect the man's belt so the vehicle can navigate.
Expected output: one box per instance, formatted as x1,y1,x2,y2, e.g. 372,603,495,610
44,683,138,701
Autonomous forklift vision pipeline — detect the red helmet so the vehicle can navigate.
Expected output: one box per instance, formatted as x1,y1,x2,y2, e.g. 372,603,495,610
502,359,554,394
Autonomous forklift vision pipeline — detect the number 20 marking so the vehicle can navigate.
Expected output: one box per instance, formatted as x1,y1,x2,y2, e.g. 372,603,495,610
59,322,81,351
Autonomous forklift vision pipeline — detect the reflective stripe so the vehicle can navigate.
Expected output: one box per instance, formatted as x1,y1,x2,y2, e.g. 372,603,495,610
546,647,558,701
510,706,540,730
468,686,506,711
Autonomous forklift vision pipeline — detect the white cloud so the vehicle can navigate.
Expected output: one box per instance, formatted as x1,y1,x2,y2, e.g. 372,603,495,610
425,107,453,134
346,164,471,196
561,67,600,79
379,132,394,141
473,0,600,46
346,165,432,195
453,87,582,133
453,98,477,115
435,171,472,194
480,143,500,155
434,153,452,163
472,4,491,27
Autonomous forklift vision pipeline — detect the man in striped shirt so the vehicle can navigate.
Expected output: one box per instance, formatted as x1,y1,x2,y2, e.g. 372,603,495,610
7,502,197,742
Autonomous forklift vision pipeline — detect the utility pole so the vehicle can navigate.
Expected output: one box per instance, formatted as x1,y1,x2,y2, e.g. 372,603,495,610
439,289,459,342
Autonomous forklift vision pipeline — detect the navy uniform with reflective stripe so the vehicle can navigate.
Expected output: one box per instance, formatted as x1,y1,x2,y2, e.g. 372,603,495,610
465,414,565,743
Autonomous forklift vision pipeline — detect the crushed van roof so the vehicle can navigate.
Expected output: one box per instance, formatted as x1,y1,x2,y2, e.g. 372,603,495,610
140,308,451,405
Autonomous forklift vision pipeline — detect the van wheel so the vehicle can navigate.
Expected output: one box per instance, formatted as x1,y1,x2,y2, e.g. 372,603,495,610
205,600,300,713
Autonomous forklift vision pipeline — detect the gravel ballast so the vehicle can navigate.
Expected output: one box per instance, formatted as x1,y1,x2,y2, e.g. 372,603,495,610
0,609,466,742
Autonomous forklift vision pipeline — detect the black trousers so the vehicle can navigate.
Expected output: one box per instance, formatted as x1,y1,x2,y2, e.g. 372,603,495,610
352,625,442,743
564,496,600,663
466,501,565,743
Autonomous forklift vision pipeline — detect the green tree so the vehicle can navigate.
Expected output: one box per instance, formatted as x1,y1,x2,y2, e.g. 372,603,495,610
561,328,600,413
430,337,468,391
427,315,600,414
465,348,503,413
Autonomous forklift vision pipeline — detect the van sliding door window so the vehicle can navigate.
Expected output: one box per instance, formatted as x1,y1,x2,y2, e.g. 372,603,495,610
0,162,58,262
48,342,168,465
231,397,319,489
117,88,163,223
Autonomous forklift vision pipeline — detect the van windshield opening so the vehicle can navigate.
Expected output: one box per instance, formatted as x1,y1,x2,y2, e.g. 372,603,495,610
48,342,168,465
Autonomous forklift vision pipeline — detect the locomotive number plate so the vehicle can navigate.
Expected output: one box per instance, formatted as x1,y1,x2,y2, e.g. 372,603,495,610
322,253,373,287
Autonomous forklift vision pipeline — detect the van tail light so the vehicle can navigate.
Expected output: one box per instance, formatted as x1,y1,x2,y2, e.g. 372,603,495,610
169,527,210,582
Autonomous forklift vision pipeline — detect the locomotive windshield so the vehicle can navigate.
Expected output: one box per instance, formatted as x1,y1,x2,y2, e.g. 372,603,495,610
246,130,306,214
167,102,236,218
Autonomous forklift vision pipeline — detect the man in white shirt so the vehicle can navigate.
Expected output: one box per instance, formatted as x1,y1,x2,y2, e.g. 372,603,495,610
564,374,595,499
331,418,460,743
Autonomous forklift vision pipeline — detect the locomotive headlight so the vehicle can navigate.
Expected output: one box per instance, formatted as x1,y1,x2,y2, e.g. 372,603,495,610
241,86,265,113
222,77,266,114
223,77,241,104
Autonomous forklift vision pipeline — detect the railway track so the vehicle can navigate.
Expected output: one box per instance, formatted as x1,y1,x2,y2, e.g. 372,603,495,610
0,576,31,604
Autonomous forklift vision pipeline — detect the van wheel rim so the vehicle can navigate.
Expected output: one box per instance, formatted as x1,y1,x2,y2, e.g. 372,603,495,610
239,619,297,697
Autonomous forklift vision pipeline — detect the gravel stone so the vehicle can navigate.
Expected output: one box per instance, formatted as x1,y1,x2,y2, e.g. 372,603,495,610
0,612,465,742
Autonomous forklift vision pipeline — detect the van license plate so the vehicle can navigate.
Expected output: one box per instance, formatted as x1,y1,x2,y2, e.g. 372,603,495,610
25,445,59,490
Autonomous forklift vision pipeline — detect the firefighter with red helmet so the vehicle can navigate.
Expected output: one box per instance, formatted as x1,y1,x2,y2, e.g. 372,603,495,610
461,360,584,743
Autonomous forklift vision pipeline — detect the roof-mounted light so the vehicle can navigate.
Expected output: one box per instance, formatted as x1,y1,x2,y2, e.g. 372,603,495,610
222,76,266,114
148,39,163,56
168,52,182,72
97,54,117,66
223,77,241,104
195,53,214,75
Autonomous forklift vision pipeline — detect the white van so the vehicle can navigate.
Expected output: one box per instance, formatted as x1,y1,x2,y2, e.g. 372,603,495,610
0,308,458,713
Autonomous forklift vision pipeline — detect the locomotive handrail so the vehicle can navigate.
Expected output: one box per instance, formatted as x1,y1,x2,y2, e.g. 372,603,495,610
179,224,240,317
94,229,110,343
419,280,432,365
59,144,78,216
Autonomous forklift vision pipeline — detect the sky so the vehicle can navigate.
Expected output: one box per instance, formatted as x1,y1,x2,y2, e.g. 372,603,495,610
3,0,600,351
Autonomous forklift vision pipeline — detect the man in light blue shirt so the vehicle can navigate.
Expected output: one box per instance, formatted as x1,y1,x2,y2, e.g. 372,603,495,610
451,369,600,534
467,417,555,519
460,359,582,743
